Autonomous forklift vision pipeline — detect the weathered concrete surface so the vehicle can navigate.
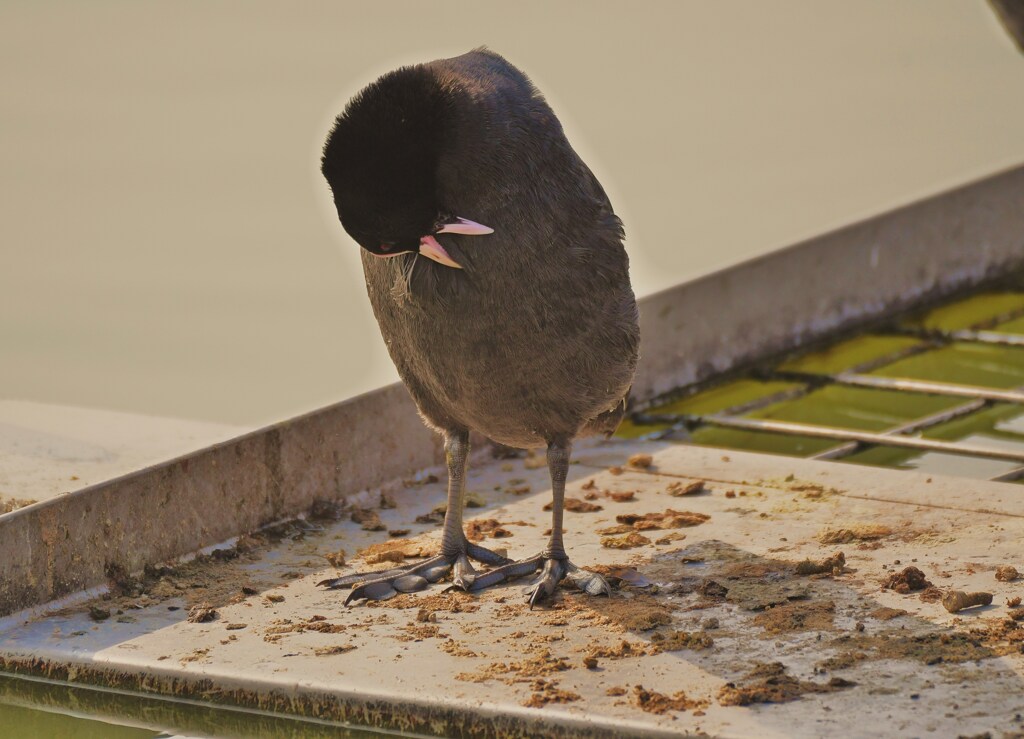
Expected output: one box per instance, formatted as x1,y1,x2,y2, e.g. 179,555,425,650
0,400,246,509
2,441,1022,738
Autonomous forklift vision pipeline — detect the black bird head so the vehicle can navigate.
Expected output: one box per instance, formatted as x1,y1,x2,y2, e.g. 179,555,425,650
321,65,492,269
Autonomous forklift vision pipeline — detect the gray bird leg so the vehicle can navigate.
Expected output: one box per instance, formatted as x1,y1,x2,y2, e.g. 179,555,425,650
319,430,510,603
465,440,610,607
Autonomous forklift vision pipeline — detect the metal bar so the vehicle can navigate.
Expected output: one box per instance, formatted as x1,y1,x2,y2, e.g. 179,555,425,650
771,369,1024,405
991,466,1024,483
632,413,1024,463
811,398,988,460
703,342,941,420
890,327,1024,347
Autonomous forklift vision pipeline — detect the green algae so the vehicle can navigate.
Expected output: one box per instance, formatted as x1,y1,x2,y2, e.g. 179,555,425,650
628,290,1024,483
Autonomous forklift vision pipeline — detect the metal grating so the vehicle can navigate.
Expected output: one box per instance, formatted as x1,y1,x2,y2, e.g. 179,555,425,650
628,288,1024,483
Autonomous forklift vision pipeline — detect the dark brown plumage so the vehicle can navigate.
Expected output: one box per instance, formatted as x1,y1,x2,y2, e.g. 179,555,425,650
319,48,639,606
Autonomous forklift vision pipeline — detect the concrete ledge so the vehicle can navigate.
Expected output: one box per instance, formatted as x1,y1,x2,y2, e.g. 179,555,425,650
0,384,441,618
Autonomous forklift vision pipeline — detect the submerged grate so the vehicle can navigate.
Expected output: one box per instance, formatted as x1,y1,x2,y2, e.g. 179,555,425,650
626,287,1024,484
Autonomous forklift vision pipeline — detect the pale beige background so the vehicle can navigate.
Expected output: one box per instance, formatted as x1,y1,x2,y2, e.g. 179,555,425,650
3,1,1024,427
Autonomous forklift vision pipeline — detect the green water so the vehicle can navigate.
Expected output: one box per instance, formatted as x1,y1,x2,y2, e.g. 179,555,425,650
0,673,393,739
625,290,1024,481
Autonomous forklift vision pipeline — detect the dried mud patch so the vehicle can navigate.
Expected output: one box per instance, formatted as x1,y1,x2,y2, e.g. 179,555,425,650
355,536,438,565
820,629,1001,669
753,600,836,634
366,591,480,614
718,662,855,706
571,594,673,632
818,525,893,544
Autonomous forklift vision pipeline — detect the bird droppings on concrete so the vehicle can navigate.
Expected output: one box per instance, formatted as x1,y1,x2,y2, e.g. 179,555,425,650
3,443,1024,737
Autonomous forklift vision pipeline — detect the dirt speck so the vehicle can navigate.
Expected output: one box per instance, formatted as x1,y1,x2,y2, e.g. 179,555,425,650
187,603,218,623
521,679,580,708
601,532,651,550
616,509,710,530
882,566,932,594
818,525,892,544
795,551,845,576
631,685,705,714
586,640,651,659
605,490,636,503
995,565,1019,582
869,606,908,621
545,498,603,513
667,480,705,496
627,454,653,469
465,518,512,542
314,644,357,656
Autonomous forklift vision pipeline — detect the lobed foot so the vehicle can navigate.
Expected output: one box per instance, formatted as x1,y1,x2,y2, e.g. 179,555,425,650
465,553,611,608
318,541,508,604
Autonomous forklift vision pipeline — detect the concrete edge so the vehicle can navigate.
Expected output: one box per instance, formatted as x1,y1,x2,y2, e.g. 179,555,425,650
2,163,1024,618
0,657,690,739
